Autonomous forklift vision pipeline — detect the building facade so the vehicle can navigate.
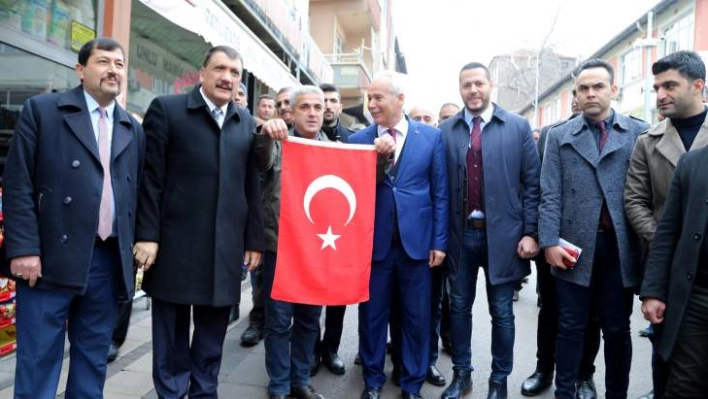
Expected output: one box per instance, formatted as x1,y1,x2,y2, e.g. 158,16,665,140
521,0,708,128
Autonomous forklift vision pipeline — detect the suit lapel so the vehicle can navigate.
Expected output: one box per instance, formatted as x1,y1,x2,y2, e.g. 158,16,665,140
394,123,420,181
655,121,686,167
688,115,708,151
567,125,600,167
599,123,630,162
64,109,101,163
111,106,134,162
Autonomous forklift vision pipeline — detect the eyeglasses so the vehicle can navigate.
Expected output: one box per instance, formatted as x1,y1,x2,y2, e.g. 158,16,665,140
276,100,290,109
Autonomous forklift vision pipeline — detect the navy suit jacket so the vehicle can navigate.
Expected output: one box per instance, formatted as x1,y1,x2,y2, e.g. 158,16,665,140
3,86,146,299
349,118,449,262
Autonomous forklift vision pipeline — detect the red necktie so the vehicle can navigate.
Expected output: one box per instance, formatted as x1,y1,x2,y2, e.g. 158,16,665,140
471,116,482,152
596,121,608,153
97,107,114,240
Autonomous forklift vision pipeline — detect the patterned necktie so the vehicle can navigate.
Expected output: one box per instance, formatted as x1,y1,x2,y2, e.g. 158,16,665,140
596,120,608,153
470,116,482,152
97,107,113,240
212,108,223,127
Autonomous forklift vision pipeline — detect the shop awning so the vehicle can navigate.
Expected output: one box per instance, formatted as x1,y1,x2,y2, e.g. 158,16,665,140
138,0,298,90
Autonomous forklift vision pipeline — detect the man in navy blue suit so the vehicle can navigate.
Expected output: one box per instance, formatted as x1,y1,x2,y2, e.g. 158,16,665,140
349,70,449,399
3,38,145,398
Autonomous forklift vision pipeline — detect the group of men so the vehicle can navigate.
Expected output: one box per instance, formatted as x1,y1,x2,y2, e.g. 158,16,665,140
2,34,708,399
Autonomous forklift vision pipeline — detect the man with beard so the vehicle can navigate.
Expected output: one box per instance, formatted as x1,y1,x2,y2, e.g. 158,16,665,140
320,83,353,142
240,86,295,348
540,59,648,399
628,50,708,399
440,62,540,399
4,37,146,398
133,45,265,398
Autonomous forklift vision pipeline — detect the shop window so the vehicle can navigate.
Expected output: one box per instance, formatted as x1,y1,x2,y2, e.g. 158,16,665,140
0,0,98,54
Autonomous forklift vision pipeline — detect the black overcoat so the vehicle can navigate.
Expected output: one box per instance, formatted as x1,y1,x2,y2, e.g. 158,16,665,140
136,85,265,307
641,146,708,360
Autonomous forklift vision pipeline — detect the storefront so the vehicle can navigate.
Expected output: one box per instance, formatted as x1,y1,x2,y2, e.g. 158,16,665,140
0,0,100,356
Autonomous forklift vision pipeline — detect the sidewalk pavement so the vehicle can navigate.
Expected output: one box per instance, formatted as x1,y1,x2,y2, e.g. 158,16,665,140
0,267,654,398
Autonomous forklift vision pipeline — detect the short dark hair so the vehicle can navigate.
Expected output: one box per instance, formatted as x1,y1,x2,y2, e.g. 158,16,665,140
652,50,706,81
439,102,460,111
202,45,242,68
460,62,490,79
77,38,124,66
319,83,340,95
573,58,615,84
257,94,273,104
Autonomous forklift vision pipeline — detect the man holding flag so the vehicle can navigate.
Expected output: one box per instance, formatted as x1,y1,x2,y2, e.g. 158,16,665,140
349,71,449,399
256,85,391,399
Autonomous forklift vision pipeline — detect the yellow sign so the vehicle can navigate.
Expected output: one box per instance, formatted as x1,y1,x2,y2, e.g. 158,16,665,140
70,20,96,52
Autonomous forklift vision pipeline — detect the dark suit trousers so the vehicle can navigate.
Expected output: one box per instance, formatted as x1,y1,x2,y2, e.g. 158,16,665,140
151,298,230,399
14,239,120,399
248,266,265,327
112,300,132,347
535,257,601,378
554,232,634,399
664,286,708,398
359,246,431,395
315,305,347,356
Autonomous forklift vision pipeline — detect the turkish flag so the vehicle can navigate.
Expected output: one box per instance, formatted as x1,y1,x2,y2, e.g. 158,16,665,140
272,137,377,305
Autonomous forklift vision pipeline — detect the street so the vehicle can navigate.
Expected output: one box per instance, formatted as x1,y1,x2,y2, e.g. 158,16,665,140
0,266,654,398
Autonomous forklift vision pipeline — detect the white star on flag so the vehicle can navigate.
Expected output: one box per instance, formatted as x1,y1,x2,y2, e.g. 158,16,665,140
317,226,341,250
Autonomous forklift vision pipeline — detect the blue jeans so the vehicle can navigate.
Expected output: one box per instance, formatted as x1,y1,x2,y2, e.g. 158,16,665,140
554,232,633,399
448,229,515,382
262,251,322,395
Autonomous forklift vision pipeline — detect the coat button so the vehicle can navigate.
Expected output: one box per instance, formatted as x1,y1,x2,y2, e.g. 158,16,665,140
60,234,68,243
687,272,693,280
694,232,702,241
71,160,80,168
63,196,72,205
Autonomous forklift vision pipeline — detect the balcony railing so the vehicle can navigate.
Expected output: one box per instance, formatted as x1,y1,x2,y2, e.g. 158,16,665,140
324,50,372,89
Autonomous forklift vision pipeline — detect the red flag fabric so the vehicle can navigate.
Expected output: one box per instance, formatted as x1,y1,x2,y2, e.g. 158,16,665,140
272,137,377,305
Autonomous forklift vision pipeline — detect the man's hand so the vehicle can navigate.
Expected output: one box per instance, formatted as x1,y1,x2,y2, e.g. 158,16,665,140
10,255,42,287
260,118,289,141
642,298,666,324
517,236,539,259
545,245,576,270
374,134,396,156
133,241,159,271
244,251,262,272
429,250,446,268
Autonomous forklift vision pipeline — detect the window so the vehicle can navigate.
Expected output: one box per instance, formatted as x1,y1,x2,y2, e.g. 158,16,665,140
621,47,642,86
662,13,694,55
335,32,344,55
544,96,562,125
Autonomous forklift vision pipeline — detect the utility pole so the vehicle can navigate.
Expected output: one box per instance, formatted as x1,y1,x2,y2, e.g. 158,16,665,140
637,10,657,122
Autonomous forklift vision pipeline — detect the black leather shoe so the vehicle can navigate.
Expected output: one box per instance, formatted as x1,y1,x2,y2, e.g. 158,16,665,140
310,354,320,376
107,343,119,363
487,380,507,399
575,377,597,399
322,352,345,375
402,393,423,399
240,324,263,347
391,366,401,387
360,386,382,399
290,384,324,399
427,365,446,386
521,370,553,396
441,371,472,399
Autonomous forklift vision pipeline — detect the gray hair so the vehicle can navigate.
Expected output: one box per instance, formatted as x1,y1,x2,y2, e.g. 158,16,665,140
290,85,324,106
372,70,407,96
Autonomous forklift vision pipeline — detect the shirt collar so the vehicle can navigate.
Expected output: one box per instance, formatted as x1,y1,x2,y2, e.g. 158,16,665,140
377,114,409,137
83,90,115,121
199,87,229,116
584,109,615,131
463,104,494,129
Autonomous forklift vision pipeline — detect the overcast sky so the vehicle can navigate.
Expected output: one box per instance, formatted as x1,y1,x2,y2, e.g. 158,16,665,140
393,0,662,114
